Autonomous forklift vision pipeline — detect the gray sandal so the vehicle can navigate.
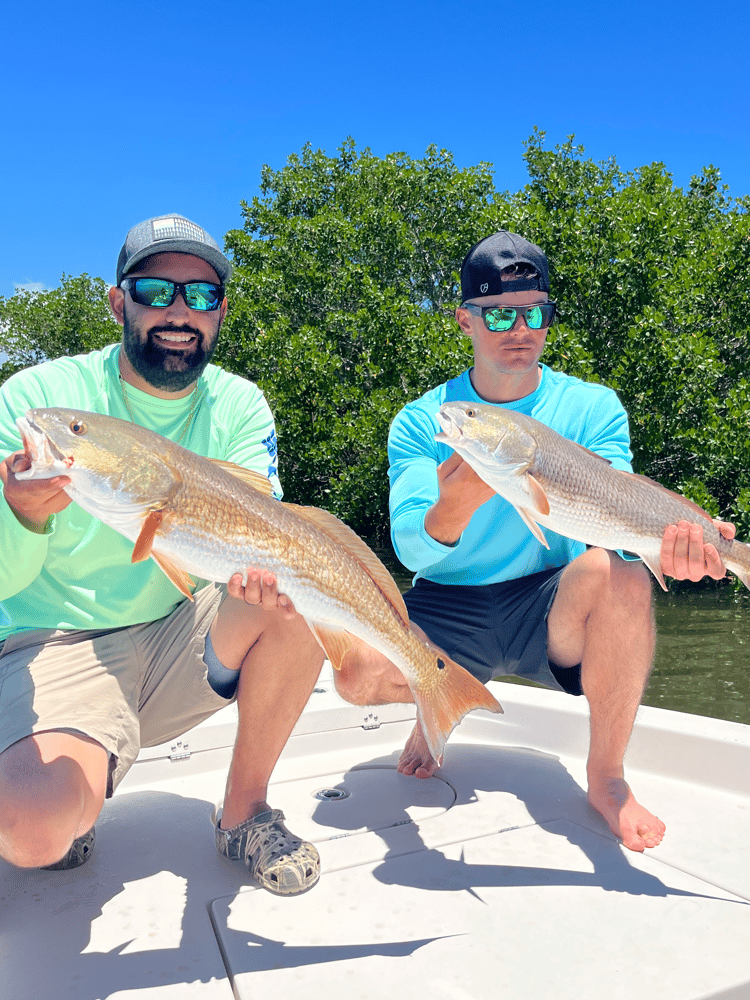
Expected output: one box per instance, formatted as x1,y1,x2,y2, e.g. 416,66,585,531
215,808,320,896
42,828,96,870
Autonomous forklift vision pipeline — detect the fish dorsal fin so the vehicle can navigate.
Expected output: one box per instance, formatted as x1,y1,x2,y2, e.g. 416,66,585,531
308,624,356,671
285,503,410,624
132,509,164,562
573,442,612,464
208,459,275,496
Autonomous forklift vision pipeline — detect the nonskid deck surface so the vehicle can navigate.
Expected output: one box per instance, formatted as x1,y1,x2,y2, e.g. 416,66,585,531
2,665,749,1000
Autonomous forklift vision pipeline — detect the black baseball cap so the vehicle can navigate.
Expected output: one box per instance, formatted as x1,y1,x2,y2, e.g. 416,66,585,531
460,231,549,301
116,214,232,285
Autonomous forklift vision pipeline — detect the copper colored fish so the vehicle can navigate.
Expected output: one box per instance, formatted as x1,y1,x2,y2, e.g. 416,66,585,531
16,407,503,763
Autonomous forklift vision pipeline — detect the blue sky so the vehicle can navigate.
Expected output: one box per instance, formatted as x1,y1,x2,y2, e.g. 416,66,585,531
2,0,748,299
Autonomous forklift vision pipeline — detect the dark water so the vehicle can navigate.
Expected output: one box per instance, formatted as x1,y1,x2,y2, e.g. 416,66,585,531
378,548,750,726
646,586,750,725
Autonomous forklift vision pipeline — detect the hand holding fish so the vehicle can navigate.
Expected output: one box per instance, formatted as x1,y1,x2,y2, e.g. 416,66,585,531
228,568,297,619
660,518,735,583
425,451,496,545
0,450,72,528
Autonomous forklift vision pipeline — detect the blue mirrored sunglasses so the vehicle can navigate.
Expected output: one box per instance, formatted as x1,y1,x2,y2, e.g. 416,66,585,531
462,301,556,332
121,277,224,312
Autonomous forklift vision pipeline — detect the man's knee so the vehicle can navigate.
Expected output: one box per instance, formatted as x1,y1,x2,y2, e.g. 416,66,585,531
211,597,322,671
0,734,107,867
608,552,653,611
569,547,651,608
264,611,326,670
334,642,412,706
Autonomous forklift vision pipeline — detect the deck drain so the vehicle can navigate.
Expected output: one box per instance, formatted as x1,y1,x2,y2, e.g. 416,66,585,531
313,787,350,801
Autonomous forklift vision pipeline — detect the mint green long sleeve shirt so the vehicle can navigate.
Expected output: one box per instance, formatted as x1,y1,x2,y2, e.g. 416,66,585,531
0,344,281,642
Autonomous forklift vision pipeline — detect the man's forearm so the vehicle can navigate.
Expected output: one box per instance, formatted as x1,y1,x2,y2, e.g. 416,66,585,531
423,499,468,547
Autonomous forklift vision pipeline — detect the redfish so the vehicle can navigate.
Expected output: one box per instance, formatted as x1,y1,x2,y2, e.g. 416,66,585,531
436,401,750,590
17,407,503,763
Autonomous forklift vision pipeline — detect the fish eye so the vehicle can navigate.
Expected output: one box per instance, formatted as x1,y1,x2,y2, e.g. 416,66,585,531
465,408,476,418
70,419,87,436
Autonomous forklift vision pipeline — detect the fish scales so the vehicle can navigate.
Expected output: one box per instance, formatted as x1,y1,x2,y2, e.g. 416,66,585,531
154,450,412,648
15,407,503,763
436,402,750,591
516,413,739,557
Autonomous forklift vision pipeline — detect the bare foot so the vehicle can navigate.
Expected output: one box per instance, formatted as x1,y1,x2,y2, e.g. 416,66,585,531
397,721,440,778
588,776,666,852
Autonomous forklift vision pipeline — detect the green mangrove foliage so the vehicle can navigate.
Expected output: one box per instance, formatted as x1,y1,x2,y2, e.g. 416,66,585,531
0,274,118,383
2,133,749,551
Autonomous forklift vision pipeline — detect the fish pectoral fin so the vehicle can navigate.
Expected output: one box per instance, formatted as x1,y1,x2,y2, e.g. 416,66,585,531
208,460,275,497
308,624,355,671
500,473,549,548
515,504,550,549
133,509,195,599
150,551,196,601
525,472,550,516
132,509,165,563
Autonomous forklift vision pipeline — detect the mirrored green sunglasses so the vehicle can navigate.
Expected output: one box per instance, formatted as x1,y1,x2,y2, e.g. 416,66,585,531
462,301,556,332
121,277,224,311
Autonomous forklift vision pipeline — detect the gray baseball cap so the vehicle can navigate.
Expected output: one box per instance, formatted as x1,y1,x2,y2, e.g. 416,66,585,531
116,213,232,285
460,231,549,300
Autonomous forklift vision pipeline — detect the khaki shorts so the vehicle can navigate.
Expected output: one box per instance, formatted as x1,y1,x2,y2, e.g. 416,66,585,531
0,584,232,795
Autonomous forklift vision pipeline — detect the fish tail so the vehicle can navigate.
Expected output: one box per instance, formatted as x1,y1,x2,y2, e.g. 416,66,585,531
409,649,503,767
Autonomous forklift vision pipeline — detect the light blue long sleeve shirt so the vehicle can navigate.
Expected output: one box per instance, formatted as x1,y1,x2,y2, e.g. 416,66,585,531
388,364,634,586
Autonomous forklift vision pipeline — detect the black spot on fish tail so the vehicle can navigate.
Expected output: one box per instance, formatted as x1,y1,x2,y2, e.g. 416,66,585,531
437,658,445,670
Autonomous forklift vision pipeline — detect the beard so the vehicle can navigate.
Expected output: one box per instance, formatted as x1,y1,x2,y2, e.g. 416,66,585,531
121,311,220,392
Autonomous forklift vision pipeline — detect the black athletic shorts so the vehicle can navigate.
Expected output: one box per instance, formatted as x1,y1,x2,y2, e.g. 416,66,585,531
403,567,583,696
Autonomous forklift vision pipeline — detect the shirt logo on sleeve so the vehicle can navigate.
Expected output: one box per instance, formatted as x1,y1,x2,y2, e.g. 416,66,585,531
262,429,278,479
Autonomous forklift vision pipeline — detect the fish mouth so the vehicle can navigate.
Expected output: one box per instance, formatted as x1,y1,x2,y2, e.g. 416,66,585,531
15,416,38,463
15,414,67,469
435,408,464,444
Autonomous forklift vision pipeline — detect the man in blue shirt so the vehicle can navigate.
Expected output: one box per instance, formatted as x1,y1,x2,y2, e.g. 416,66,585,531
336,231,733,853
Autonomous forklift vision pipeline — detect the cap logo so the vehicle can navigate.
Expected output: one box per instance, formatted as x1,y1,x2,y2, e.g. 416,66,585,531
151,217,205,243
480,282,489,293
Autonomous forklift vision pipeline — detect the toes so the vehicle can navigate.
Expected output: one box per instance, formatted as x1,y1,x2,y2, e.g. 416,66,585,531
414,762,437,779
397,748,437,778
621,827,648,852
397,748,421,774
641,825,665,850
621,821,665,852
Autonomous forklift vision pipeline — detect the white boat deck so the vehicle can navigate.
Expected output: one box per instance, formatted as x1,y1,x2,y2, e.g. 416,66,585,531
2,663,749,1000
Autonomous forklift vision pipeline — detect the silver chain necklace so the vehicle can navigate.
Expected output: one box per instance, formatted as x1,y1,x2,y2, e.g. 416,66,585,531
119,376,202,445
